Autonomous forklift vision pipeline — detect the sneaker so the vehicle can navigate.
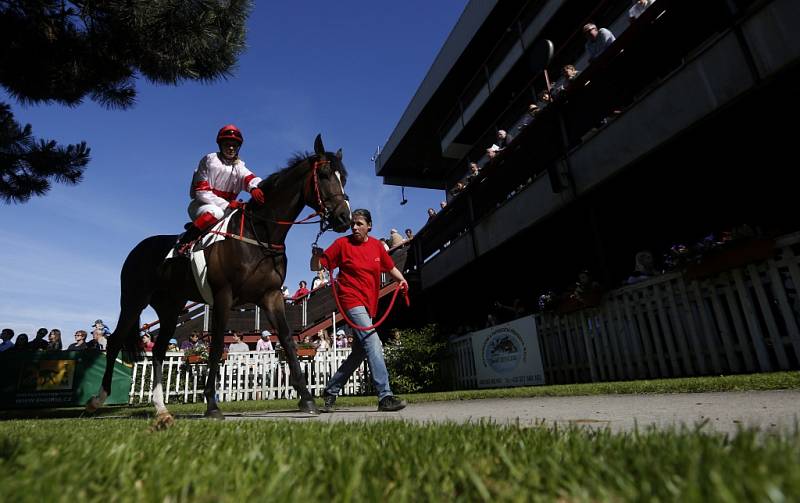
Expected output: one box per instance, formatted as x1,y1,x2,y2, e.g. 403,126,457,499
378,395,407,412
321,392,337,413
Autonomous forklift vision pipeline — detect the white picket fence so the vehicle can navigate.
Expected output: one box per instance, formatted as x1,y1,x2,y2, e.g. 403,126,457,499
536,234,800,384
129,349,370,404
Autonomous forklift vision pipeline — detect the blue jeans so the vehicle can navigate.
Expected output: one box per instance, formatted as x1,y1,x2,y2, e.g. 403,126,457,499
325,306,392,400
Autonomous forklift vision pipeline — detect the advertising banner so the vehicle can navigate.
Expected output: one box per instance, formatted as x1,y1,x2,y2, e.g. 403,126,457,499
0,351,132,409
470,315,545,388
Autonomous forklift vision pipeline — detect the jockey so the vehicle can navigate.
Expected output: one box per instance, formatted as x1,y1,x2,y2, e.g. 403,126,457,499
174,124,265,256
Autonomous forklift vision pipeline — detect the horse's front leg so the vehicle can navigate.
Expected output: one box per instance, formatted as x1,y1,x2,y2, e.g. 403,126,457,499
260,292,318,414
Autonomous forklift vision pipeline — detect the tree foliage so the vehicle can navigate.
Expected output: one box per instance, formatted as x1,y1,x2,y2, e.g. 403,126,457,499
0,103,89,203
0,0,252,203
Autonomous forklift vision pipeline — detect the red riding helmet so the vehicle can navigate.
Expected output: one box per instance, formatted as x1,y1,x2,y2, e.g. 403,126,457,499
216,124,243,145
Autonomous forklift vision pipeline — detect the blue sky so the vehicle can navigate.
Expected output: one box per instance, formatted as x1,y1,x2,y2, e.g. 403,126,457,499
1,1,467,343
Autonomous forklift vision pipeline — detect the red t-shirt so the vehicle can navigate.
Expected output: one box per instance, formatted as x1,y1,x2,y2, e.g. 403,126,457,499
321,235,395,317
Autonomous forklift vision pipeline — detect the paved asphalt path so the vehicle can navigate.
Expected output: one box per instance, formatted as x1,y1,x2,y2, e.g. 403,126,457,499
228,390,800,434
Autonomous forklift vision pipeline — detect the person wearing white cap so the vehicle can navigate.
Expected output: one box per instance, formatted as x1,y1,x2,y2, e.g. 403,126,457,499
335,329,348,348
256,330,274,351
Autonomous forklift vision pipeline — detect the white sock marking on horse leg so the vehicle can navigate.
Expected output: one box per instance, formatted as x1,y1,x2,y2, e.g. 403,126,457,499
89,387,108,410
152,362,168,415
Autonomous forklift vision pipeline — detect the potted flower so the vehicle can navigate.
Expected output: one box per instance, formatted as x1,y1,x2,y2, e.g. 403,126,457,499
184,345,209,364
296,342,317,360
277,342,317,361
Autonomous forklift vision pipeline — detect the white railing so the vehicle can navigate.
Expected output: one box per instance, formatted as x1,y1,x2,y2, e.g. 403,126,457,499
536,234,800,384
447,233,800,387
129,349,370,404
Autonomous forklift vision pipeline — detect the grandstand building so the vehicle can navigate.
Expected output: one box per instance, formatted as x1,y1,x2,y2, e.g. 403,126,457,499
376,0,800,336
157,0,800,383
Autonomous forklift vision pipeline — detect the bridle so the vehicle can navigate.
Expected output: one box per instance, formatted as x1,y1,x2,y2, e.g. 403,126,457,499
213,156,349,252
303,157,349,232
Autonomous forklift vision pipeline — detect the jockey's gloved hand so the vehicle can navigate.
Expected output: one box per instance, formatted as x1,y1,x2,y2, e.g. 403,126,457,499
250,188,265,204
228,200,243,210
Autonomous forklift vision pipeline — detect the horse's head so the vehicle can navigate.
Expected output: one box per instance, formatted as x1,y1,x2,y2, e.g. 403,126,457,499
307,134,352,233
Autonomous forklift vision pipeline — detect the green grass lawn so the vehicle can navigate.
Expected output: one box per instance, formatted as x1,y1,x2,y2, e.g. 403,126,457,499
0,419,798,502
2,371,798,420
1,372,798,501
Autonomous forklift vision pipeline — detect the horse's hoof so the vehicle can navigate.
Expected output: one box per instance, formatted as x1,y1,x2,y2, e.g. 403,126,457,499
85,397,100,414
149,412,175,432
204,409,225,420
299,399,320,415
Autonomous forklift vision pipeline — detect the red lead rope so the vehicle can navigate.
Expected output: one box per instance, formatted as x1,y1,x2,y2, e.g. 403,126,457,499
327,267,410,333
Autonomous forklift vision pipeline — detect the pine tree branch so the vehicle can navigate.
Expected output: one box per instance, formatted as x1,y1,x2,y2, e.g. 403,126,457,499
0,102,90,203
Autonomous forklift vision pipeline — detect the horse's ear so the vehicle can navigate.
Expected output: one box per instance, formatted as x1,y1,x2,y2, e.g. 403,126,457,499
314,134,325,155
335,148,343,161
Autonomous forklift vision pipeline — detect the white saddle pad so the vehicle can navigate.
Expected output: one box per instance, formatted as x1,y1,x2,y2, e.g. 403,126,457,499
164,210,239,306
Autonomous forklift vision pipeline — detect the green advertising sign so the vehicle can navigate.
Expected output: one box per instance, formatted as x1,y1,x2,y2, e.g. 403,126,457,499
0,351,132,409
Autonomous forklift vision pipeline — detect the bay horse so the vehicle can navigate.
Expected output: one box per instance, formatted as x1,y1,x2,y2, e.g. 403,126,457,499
86,134,351,424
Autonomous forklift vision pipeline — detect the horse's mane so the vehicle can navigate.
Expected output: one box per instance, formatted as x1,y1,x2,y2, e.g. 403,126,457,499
259,151,348,192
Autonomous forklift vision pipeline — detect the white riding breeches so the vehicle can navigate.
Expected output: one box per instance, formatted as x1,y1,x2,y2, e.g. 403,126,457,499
188,200,225,221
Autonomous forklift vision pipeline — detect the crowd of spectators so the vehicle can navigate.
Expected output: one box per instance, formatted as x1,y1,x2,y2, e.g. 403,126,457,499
0,319,110,354
440,0,663,207
445,220,765,337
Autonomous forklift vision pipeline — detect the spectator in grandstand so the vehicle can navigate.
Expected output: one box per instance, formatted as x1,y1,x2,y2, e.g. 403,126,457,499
87,328,107,351
450,181,466,198
67,330,87,350
92,319,111,336
168,339,179,351
335,329,348,348
629,0,654,21
626,250,659,285
0,329,14,352
311,269,329,291
12,333,30,351
404,228,414,241
141,334,155,352
583,23,616,62
467,162,481,183
29,328,49,351
486,145,499,161
181,331,201,350
552,64,580,98
440,201,447,210
427,207,437,221
495,129,514,151
570,270,602,302
389,228,405,248
292,280,310,302
228,331,250,352
311,208,408,413
536,89,552,111
316,330,331,351
256,330,274,351
47,329,63,351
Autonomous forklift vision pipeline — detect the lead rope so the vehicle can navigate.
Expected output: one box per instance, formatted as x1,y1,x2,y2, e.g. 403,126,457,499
320,261,410,333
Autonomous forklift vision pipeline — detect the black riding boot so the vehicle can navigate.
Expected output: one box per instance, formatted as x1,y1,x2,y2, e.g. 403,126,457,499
175,225,204,256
